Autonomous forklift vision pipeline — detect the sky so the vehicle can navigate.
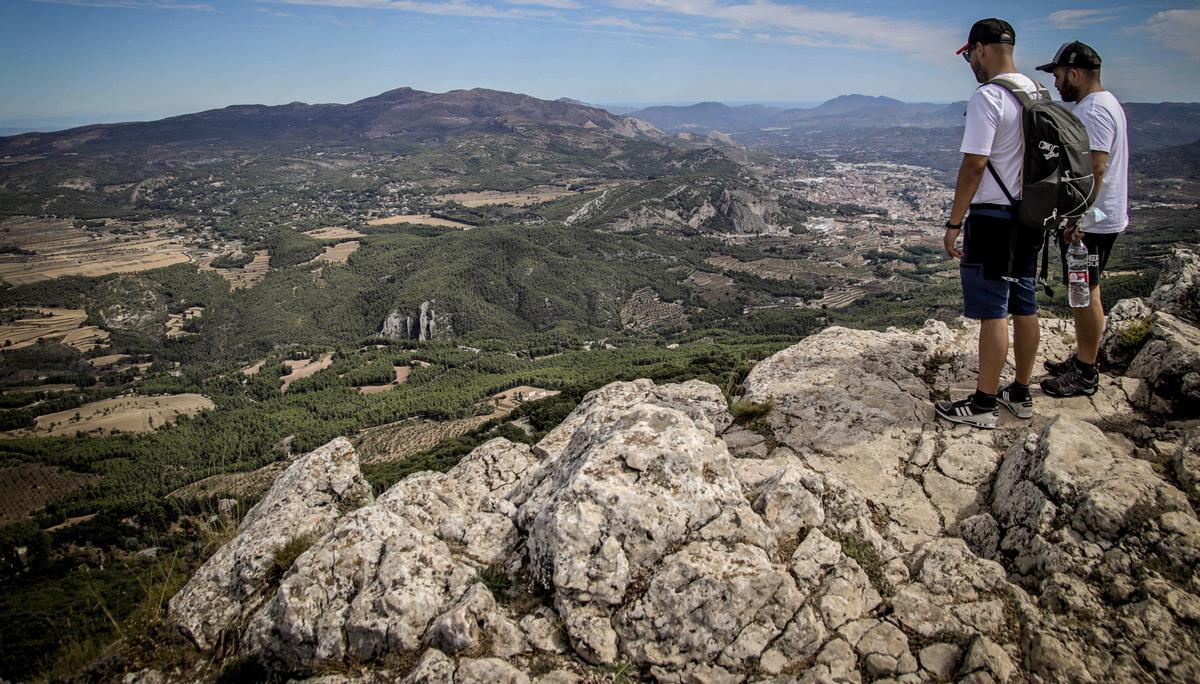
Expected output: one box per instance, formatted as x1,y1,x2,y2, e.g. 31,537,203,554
1,0,1198,127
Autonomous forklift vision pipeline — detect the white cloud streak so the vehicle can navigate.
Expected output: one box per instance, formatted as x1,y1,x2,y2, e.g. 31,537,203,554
35,0,214,9
1142,9,1200,60
1046,8,1119,29
609,0,960,57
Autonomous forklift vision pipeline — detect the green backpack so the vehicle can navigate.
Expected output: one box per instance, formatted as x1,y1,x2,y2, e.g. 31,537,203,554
984,77,1095,289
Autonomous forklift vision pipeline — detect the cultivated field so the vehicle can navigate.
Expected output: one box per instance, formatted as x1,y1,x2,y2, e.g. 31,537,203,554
168,461,289,501
309,241,359,265
164,306,204,339
241,359,266,376
280,352,334,392
356,365,412,395
438,186,577,207
8,394,215,438
0,307,110,352
88,354,130,368
202,250,269,289
303,227,366,240
0,463,101,525
0,217,191,286
366,214,474,229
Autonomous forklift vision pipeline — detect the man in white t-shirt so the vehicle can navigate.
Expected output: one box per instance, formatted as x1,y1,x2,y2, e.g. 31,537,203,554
936,18,1047,429
1035,42,1130,398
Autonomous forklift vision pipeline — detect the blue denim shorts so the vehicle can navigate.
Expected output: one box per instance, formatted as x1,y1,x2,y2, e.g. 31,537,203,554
960,263,1038,319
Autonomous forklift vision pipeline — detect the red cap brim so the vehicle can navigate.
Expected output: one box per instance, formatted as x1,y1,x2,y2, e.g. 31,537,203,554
956,42,969,55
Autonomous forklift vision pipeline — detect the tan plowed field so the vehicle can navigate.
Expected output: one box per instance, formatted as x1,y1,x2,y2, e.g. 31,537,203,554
202,250,269,289
303,227,366,239
355,365,413,395
164,306,204,339
366,214,474,229
0,464,101,525
309,241,359,265
438,186,577,207
0,217,191,286
0,307,110,352
7,393,215,438
280,353,334,392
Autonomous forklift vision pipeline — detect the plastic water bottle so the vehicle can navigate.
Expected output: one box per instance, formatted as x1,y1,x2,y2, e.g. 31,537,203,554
1067,238,1091,308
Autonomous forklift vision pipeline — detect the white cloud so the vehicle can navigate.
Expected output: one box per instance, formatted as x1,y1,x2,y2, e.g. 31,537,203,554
35,0,213,9
1046,8,1119,29
1142,9,1200,60
263,0,546,20
257,6,295,16
586,15,693,36
609,0,959,58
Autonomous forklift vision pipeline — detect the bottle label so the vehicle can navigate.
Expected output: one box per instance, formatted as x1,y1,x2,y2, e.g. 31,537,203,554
1068,271,1089,285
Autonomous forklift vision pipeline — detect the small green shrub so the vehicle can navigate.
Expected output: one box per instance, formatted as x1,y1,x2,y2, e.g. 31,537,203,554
729,398,774,424
271,535,314,577
1121,315,1155,348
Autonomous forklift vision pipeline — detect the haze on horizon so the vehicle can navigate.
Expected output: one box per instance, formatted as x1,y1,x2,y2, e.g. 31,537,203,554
2,0,1199,130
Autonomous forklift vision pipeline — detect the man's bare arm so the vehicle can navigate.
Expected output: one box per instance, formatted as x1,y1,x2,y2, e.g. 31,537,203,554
1068,151,1110,241
944,153,990,258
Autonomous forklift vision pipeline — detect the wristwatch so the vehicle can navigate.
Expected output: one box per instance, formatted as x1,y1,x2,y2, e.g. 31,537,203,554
944,219,962,230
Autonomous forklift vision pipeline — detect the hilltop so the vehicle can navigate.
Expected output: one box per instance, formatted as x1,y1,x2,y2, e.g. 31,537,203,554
140,250,1200,683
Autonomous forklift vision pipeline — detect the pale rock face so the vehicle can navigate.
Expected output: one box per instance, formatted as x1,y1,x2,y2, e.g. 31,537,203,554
378,438,538,565
1176,429,1200,502
243,505,476,670
1149,248,1200,323
170,304,1200,683
520,378,733,463
167,437,373,651
1126,311,1200,409
515,400,775,668
1099,297,1154,367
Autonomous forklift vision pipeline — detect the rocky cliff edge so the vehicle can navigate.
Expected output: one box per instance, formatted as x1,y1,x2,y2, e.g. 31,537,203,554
161,249,1200,683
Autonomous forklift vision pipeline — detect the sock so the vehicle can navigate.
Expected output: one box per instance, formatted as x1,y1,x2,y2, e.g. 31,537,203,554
1074,358,1098,380
971,390,998,410
1007,381,1031,402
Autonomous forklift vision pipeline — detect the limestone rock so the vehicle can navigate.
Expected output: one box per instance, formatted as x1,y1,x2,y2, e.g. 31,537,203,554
242,505,475,670
1176,429,1200,502
521,378,733,463
1149,248,1200,323
168,437,373,651
1099,297,1154,367
1126,311,1200,410
378,438,537,565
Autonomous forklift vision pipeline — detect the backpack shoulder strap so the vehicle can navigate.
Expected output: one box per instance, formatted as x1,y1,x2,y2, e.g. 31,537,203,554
985,77,1035,107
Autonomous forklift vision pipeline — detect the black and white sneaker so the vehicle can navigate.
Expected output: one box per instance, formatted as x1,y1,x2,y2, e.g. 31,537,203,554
1041,365,1099,397
997,383,1034,419
1043,355,1076,376
934,394,998,429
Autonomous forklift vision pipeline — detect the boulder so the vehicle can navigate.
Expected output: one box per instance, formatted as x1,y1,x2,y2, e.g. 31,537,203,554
1126,311,1200,410
168,438,372,651
1148,248,1200,323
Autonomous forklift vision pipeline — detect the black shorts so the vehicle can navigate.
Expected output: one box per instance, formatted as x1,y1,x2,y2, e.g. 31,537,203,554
962,205,1040,281
1059,232,1119,286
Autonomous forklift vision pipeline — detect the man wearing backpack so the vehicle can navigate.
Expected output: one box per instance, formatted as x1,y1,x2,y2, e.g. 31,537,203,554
936,18,1047,429
1036,42,1128,397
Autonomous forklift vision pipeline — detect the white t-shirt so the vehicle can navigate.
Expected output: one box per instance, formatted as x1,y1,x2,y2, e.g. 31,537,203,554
960,72,1043,206
1072,90,1129,234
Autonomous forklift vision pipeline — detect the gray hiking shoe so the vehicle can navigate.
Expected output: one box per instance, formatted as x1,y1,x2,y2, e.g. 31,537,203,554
935,394,998,429
1043,355,1076,376
998,383,1034,419
1040,365,1099,397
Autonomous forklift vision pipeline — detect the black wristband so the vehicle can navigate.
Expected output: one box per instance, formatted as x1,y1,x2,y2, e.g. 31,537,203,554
945,219,963,230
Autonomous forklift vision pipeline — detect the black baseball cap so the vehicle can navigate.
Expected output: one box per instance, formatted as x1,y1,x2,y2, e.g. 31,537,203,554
1036,41,1102,72
956,18,1016,56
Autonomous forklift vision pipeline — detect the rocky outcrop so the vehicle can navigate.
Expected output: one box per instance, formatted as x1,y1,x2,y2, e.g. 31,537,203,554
169,257,1200,682
168,438,373,652
379,300,454,341
1149,248,1199,323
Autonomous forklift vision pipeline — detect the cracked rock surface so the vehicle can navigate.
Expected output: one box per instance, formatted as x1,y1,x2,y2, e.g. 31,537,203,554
168,255,1200,683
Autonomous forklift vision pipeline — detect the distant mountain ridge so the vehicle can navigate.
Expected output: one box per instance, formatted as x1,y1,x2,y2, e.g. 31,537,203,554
630,95,1200,150
0,87,662,155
